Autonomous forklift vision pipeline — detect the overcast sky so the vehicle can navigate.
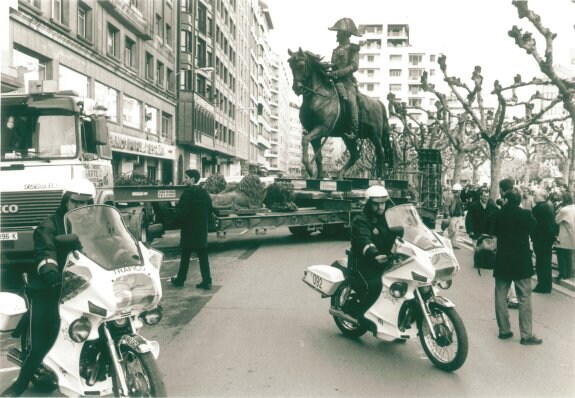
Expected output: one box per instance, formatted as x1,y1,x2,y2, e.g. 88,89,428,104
267,0,575,85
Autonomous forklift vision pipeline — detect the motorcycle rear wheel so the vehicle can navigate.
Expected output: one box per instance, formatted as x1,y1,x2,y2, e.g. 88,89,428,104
113,346,167,397
417,306,468,372
331,283,367,338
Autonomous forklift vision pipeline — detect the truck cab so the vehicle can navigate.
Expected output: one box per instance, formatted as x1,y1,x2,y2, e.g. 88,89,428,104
1,81,114,268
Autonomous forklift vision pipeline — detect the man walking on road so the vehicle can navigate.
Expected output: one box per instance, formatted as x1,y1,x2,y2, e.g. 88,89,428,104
531,189,557,293
443,183,464,249
490,188,542,345
171,169,214,290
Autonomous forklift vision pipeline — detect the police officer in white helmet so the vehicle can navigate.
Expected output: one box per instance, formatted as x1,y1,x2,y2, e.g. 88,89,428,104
2,178,95,397
348,185,396,321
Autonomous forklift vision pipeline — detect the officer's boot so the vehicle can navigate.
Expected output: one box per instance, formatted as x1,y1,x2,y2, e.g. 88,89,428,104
345,96,359,140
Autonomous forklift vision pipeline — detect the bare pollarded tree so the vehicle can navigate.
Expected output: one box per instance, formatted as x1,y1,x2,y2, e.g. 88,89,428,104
421,55,568,198
509,0,575,191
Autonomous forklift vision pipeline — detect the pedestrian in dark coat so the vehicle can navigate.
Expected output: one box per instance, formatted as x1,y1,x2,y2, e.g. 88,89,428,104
465,188,498,240
171,169,214,289
531,188,557,293
489,188,542,345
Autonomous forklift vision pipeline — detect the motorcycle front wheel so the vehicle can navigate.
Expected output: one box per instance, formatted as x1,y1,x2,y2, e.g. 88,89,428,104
113,346,167,397
331,283,367,338
417,306,468,372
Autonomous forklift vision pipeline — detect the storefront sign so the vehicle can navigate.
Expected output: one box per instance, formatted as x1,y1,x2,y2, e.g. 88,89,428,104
109,132,174,159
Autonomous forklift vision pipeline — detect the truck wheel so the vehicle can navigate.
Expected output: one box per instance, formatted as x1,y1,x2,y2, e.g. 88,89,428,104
289,226,311,237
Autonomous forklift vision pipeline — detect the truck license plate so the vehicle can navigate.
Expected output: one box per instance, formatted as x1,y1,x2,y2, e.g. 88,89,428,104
0,232,18,241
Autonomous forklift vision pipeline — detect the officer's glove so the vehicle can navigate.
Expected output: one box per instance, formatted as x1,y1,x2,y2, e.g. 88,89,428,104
326,70,337,79
39,263,61,288
374,254,388,264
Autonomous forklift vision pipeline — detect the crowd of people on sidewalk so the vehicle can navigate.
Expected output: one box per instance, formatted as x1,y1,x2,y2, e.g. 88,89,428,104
442,178,575,347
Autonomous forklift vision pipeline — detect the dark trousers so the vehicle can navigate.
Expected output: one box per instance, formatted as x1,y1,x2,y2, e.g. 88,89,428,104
177,246,211,283
533,240,553,291
556,248,574,279
12,296,59,392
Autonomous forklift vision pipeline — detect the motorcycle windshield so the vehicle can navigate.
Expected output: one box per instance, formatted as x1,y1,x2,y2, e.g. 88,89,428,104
63,205,142,271
385,204,444,250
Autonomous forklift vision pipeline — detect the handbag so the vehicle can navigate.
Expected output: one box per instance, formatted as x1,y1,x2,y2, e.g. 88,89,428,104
474,234,496,274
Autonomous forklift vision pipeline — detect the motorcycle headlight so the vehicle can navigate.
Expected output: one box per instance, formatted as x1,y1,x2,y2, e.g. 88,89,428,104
69,317,91,343
390,282,408,298
437,279,453,290
140,305,163,325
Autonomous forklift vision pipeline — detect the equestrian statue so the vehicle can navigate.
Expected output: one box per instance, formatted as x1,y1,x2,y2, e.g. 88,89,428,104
288,17,395,179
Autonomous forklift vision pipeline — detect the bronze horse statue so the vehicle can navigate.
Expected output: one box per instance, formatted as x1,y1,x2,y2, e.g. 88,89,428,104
287,48,394,179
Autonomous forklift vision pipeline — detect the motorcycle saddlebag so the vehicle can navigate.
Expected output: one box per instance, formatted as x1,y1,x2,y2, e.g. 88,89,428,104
303,265,345,296
0,293,27,332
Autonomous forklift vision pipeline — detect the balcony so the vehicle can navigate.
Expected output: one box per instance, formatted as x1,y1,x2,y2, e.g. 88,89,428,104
257,135,271,149
99,0,151,40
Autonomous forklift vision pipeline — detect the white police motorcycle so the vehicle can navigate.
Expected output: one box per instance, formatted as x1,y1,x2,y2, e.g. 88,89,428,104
303,203,468,372
7,204,167,396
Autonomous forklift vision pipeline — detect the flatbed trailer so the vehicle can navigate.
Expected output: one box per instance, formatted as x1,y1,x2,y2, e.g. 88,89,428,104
113,177,410,240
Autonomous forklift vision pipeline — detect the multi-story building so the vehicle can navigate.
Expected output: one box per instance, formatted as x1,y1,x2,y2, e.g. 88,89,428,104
357,22,439,124
5,0,179,183
267,50,290,174
177,0,282,179
287,101,302,177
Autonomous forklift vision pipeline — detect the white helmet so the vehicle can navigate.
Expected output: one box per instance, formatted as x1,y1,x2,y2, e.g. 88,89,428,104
365,185,389,203
64,178,96,201
452,183,462,191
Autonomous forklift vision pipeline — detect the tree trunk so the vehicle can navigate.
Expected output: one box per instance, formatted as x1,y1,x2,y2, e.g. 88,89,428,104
472,166,479,184
524,160,531,185
490,144,502,200
569,125,575,192
452,149,465,184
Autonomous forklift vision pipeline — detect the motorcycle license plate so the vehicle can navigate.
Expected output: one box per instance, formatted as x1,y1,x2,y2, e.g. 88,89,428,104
0,232,18,241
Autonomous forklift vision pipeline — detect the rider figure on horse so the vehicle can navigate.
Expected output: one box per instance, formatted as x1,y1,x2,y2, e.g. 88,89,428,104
327,18,362,141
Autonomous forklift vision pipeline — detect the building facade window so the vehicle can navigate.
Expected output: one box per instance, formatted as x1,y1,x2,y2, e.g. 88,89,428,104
145,52,154,80
107,24,120,58
156,61,164,87
408,98,422,107
390,69,402,77
123,94,141,129
13,49,49,93
95,81,118,123
77,3,92,41
409,54,423,66
408,69,423,80
145,105,158,135
389,54,402,62
52,0,69,25
165,23,172,47
125,36,136,68
155,14,163,40
389,84,402,92
161,112,171,139
59,64,88,97
167,69,174,92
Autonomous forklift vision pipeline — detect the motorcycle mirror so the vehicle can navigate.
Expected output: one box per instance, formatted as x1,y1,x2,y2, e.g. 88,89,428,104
390,226,404,238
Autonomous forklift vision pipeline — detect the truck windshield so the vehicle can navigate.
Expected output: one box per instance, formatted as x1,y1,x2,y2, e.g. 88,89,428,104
1,112,77,161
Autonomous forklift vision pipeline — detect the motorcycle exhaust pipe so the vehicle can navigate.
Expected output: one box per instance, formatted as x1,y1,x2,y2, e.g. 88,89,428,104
329,308,359,325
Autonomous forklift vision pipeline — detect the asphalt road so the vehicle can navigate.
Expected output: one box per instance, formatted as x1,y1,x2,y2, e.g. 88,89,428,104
1,229,574,397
